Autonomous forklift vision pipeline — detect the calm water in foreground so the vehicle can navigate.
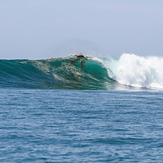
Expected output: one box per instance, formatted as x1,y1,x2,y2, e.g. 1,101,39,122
0,89,163,162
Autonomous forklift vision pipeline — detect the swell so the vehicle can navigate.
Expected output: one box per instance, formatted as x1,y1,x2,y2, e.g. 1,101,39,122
0,55,115,90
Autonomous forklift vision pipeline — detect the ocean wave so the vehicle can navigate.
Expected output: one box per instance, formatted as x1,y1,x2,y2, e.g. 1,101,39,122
0,54,163,90
0,55,114,89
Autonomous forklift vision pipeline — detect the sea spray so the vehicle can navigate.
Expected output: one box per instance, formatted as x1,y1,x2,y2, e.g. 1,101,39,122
106,53,163,89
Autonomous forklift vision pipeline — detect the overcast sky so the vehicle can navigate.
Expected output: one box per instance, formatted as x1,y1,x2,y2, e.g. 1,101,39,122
0,0,163,59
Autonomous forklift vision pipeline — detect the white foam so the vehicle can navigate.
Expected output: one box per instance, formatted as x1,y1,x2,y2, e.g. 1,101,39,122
106,53,163,89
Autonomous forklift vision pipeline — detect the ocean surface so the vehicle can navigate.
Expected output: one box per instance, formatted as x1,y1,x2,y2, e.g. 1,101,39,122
0,54,163,162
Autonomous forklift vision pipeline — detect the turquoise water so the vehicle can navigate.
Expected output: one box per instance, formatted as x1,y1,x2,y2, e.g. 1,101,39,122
0,56,114,90
0,89,163,162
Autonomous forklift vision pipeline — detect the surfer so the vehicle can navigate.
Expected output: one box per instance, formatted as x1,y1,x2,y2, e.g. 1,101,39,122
75,54,86,59
70,53,88,67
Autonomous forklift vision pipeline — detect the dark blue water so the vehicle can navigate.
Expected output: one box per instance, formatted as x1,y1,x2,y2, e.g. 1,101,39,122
0,89,163,162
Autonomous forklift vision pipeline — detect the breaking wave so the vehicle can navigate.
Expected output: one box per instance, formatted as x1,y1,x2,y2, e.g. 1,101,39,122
106,53,163,89
0,54,163,90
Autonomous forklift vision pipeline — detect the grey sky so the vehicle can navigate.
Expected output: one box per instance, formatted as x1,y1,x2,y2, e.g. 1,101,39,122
0,0,163,59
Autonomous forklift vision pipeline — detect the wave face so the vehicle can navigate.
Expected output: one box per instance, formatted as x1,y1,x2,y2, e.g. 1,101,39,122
1,54,163,90
0,55,114,90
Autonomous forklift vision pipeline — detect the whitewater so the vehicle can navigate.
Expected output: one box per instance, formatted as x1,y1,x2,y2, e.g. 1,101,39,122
0,53,163,90
105,53,163,89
